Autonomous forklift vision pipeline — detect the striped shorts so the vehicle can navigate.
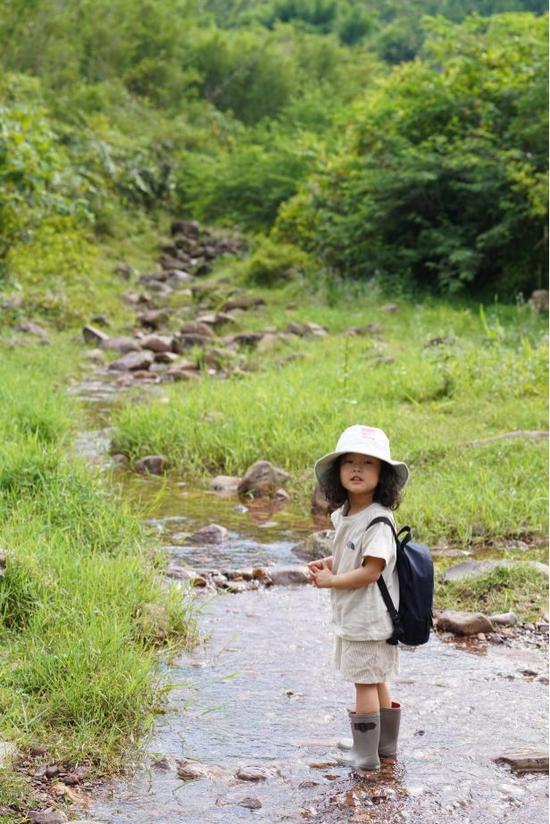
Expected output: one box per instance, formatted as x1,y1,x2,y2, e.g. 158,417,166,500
334,636,400,684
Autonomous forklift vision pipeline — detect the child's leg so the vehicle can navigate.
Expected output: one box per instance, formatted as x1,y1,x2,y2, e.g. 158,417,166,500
377,682,392,709
355,683,380,714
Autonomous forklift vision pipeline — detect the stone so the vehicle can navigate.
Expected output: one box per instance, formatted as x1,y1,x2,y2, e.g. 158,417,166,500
265,565,309,586
435,610,494,635
223,295,265,311
303,321,328,336
176,759,228,780
233,332,264,347
90,314,110,327
236,766,268,782
180,321,215,338
237,460,290,499
108,351,154,372
530,289,549,312
100,336,141,353
0,740,16,767
210,476,241,494
29,812,69,824
444,559,549,582
381,303,399,313
292,530,335,562
239,797,262,810
134,455,170,475
176,333,212,349
256,333,280,353
140,334,174,353
114,262,133,279
310,483,331,517
489,612,517,626
154,351,178,364
16,321,48,337
494,749,548,773
82,324,109,344
138,309,169,330
165,367,201,382
191,524,228,544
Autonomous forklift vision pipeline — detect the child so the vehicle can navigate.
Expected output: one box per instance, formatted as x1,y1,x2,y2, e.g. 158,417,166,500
308,424,409,770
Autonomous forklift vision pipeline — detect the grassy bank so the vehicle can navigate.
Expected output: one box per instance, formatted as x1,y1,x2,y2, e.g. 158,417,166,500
111,296,548,546
0,341,198,817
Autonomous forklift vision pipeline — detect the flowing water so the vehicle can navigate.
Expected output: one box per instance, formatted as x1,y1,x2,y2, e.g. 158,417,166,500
73,374,548,824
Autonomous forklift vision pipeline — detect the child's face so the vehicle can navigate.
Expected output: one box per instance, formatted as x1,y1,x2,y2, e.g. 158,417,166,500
339,452,381,502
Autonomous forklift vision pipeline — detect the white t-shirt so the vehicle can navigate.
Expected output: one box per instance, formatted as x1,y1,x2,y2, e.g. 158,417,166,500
330,502,399,641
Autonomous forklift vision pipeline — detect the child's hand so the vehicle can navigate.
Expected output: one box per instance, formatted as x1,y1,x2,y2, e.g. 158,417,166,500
312,562,334,589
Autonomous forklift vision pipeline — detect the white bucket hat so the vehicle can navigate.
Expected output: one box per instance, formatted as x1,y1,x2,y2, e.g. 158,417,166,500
314,425,409,490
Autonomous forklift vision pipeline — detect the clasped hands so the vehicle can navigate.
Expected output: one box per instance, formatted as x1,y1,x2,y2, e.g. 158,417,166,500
307,558,334,588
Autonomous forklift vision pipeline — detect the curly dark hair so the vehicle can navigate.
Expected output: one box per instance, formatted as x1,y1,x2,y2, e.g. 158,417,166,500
320,456,403,513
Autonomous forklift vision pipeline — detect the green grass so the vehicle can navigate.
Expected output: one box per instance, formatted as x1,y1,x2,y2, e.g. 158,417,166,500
0,342,198,815
111,298,548,544
435,564,549,622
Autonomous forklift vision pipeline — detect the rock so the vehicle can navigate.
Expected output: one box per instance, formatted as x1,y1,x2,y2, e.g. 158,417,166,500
138,309,169,330
154,351,178,364
311,483,331,517
238,461,290,499
90,314,110,327
225,581,249,594
489,612,517,626
286,321,308,336
134,455,170,475
108,351,154,372
303,322,328,337
530,289,549,313
274,487,290,501
165,367,201,381
223,295,266,311
443,559,549,582
196,312,237,329
140,334,174,353
176,333,212,349
84,348,106,364
101,336,141,353
233,332,264,347
29,812,69,824
114,262,134,279
494,749,548,773
82,324,109,344
191,524,228,544
265,566,309,586
45,764,60,777
176,759,228,780
0,740,16,767
180,321,215,338
381,303,399,313
16,321,48,337
308,760,338,769
152,755,176,771
292,530,334,562
435,610,494,635
256,333,280,353
210,476,241,494
236,766,268,782
239,797,262,810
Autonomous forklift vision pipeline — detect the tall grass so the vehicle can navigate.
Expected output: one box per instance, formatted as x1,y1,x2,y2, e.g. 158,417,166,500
111,301,548,544
0,342,198,808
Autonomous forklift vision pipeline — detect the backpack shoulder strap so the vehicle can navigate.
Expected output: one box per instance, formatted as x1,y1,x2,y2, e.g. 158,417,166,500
364,515,399,544
364,516,400,638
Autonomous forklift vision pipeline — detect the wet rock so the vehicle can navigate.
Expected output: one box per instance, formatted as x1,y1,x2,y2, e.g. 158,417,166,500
210,475,241,494
238,797,262,810
152,755,176,771
101,336,141,353
236,766,268,782
266,566,309,586
176,759,229,780
191,524,228,544
292,530,334,562
0,740,16,767
108,350,154,372
238,460,290,499
140,334,174,353
225,581,250,594
134,455,170,475
489,612,518,626
436,610,494,635
494,749,549,773
82,324,109,344
29,812,69,824
444,559,549,582
308,760,338,769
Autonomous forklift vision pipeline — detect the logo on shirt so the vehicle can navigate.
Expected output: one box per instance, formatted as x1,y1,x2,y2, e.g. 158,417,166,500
346,541,356,551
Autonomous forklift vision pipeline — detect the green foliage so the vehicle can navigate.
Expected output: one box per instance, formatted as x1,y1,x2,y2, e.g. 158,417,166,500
277,14,548,296
241,237,311,285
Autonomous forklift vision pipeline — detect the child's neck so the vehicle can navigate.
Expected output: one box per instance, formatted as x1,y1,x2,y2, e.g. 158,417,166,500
345,492,374,516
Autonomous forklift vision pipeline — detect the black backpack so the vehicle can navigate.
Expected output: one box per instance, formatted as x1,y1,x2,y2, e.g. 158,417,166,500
366,516,434,646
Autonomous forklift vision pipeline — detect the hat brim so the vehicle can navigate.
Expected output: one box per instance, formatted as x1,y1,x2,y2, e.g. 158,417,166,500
314,450,409,490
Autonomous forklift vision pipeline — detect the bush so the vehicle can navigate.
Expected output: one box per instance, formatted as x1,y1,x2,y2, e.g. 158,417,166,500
242,238,311,286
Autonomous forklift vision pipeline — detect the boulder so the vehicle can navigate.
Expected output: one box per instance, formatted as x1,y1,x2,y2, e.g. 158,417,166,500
489,612,518,626
108,351,154,372
265,565,309,586
292,530,334,562
134,455,170,475
101,336,141,353
238,460,290,499
82,324,109,344
191,524,228,544
210,476,241,494
435,610,494,635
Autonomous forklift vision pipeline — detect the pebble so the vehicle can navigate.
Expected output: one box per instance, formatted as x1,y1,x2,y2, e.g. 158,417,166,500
238,797,262,810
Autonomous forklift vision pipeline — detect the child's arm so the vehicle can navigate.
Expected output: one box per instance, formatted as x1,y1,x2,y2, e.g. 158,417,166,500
307,556,333,572
313,556,384,589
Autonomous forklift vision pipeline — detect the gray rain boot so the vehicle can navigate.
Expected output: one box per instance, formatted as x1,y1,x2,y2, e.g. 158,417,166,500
335,711,381,770
379,701,401,757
